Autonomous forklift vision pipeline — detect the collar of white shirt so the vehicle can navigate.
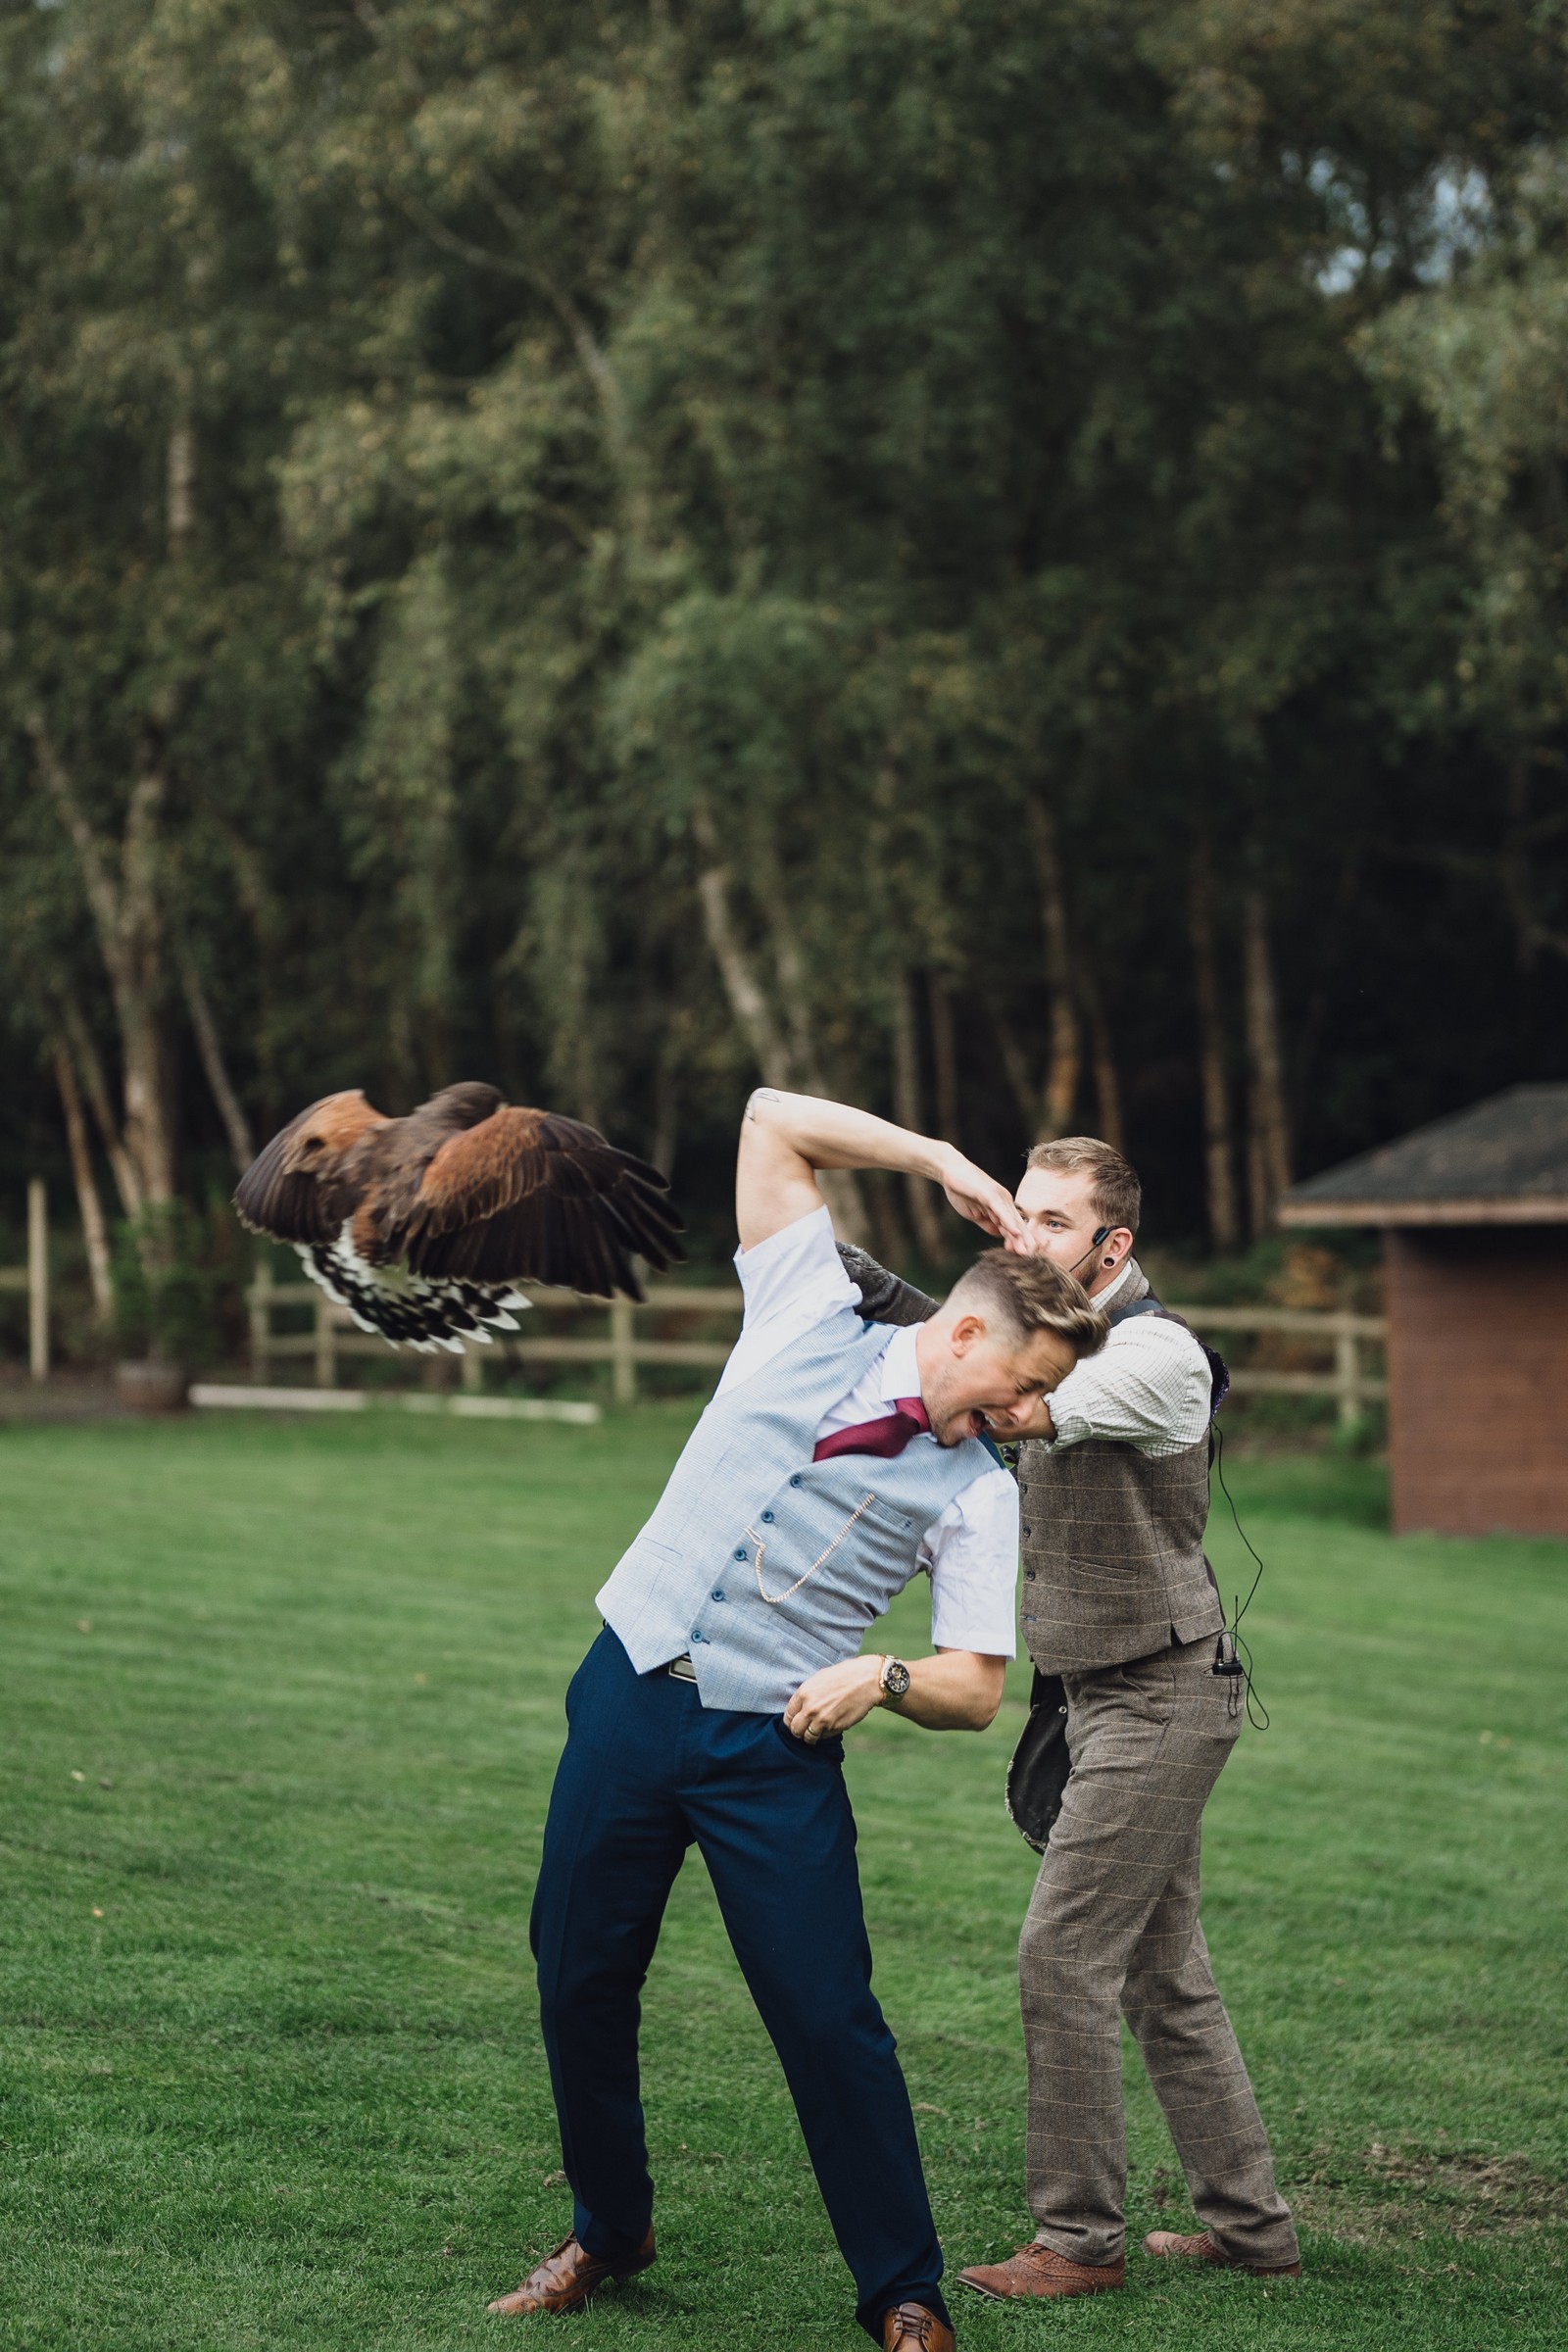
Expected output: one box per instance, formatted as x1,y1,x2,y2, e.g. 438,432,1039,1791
878,1321,924,1408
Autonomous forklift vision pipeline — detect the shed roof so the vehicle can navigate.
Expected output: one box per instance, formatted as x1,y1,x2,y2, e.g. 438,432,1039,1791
1278,1084,1568,1226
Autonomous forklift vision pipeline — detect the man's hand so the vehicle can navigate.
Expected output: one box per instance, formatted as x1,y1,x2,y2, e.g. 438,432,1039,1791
991,1394,1056,1442
783,1655,884,1740
937,1148,1030,1249
784,1647,1006,1739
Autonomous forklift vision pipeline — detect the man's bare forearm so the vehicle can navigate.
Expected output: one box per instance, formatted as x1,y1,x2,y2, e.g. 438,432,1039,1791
745,1089,952,1184
737,1089,1025,1252
782,1647,1006,1739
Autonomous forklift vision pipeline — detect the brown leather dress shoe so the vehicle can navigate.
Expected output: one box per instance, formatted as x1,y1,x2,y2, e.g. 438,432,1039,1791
881,2301,955,2351
486,2228,656,2316
1144,2229,1300,2278
959,2240,1124,2300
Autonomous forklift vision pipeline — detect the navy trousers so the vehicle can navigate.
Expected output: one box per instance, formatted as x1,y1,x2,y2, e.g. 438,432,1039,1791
530,1628,950,2340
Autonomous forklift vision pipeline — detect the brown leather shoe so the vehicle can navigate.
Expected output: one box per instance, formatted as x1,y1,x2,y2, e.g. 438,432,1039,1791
1144,2229,1300,2278
486,2228,656,2316
881,2302,955,2351
959,2240,1123,2299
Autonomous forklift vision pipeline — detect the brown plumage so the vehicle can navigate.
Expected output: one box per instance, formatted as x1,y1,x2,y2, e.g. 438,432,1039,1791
234,1083,682,1352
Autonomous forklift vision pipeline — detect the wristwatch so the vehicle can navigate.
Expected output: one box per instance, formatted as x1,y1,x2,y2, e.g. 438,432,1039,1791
878,1655,911,1704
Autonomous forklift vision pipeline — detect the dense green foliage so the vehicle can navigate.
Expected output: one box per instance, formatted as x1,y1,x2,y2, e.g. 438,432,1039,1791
3,2,1568,1290
1,1410,1564,2346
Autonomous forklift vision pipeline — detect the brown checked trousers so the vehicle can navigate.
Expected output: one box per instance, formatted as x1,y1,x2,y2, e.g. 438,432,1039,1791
1019,1633,1298,2271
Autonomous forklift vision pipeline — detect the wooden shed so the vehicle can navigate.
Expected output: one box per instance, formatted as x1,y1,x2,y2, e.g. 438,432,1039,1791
1278,1085,1568,1538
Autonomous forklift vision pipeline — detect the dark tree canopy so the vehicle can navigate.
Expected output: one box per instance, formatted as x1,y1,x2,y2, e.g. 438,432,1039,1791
2,0,1566,1302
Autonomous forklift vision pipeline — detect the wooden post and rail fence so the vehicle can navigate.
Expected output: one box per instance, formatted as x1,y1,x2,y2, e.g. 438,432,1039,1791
245,1260,1389,1428
0,1179,50,1381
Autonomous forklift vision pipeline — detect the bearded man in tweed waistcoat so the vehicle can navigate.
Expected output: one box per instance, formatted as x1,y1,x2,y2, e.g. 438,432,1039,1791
843,1134,1300,2300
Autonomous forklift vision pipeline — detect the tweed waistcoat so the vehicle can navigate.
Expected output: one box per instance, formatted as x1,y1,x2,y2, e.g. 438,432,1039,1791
1018,1260,1224,1674
596,1301,994,1713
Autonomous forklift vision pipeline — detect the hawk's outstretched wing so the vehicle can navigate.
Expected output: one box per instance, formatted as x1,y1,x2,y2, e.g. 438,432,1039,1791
392,1107,683,1299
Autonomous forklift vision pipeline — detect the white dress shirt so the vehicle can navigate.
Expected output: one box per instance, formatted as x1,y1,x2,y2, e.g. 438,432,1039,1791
1044,1257,1214,1457
719,1207,1017,1657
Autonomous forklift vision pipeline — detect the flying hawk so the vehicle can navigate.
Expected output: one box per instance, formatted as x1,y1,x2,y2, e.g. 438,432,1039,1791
233,1082,682,1353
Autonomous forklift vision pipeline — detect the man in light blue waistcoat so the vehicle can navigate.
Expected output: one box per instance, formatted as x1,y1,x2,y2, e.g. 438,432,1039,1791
487,1091,1105,2352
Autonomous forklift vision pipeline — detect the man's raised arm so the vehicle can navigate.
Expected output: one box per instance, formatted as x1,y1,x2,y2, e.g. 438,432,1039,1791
735,1088,1027,1252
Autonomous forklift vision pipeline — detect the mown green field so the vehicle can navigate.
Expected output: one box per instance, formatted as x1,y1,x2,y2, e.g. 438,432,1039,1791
1,1409,1564,2350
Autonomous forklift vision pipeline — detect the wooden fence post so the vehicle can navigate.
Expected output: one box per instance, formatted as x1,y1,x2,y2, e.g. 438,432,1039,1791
462,1341,483,1393
249,1257,273,1385
1335,1323,1360,1431
315,1291,337,1388
27,1178,48,1382
610,1298,637,1405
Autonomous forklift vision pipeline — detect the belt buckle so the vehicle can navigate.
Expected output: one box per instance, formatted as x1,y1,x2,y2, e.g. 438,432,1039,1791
667,1653,698,1683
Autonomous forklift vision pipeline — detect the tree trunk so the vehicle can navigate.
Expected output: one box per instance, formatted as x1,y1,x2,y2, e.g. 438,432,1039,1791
1078,964,1124,1151
1242,880,1292,1232
928,972,960,1149
1188,836,1241,1250
1027,794,1081,1137
29,718,178,1211
176,939,255,1173
692,799,793,1088
992,1014,1041,1136
60,996,143,1220
53,1040,114,1318
691,796,868,1244
168,418,196,556
892,969,948,1263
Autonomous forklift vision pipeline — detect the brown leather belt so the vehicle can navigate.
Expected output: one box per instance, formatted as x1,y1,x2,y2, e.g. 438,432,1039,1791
666,1653,698,1683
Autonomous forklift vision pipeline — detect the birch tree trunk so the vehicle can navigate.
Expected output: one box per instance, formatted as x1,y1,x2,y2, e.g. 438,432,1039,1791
1242,880,1292,1232
928,973,961,1150
892,968,948,1262
1188,836,1241,1250
690,797,869,1243
1027,794,1081,1138
176,939,255,1173
53,1040,114,1317
60,996,143,1219
29,719,178,1211
1077,963,1125,1151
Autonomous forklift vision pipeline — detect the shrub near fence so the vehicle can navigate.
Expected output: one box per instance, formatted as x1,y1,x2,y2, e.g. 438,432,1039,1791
247,1262,1387,1427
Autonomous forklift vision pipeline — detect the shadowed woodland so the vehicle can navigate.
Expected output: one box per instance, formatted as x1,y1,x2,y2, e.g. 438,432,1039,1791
4,1,1568,1334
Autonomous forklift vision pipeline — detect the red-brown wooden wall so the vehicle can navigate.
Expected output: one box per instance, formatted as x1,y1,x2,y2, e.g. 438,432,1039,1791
1386,1228,1568,1537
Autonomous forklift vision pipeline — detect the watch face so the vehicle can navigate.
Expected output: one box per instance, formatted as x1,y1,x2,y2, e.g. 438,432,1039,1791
883,1659,911,1698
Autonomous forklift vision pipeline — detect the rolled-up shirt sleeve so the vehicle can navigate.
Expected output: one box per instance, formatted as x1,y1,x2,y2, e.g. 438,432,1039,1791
923,1466,1018,1658
1046,1318,1214,1457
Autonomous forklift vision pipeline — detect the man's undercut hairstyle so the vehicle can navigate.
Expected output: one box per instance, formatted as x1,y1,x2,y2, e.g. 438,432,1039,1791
945,1251,1106,1360
1025,1135,1142,1236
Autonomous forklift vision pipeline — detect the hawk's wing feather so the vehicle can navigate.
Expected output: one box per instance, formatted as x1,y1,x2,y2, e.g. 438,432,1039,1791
396,1106,682,1298
233,1091,387,1243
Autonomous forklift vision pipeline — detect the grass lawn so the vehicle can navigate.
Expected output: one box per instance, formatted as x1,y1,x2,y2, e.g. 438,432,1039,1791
1,1408,1564,2351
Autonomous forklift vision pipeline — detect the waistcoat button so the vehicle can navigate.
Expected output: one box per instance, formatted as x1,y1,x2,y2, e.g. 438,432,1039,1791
710,1588,726,1603
789,1474,803,1487
733,1547,747,1560
1021,1524,1031,1538
760,1509,775,1522
1024,1569,1036,1581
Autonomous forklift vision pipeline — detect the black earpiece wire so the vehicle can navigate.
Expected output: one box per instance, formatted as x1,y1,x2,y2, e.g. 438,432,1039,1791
1211,1422,1270,1730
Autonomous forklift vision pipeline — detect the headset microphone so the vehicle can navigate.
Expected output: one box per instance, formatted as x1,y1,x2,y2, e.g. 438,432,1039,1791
1066,1226,1113,1277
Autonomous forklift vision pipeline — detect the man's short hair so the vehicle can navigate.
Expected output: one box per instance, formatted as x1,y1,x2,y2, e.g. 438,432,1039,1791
946,1251,1106,1360
1025,1135,1142,1235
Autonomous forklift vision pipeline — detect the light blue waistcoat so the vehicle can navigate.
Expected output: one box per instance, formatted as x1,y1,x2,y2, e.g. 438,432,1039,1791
596,1303,995,1713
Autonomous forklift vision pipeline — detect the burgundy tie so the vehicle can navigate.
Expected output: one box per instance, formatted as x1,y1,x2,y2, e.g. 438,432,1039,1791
812,1396,931,1463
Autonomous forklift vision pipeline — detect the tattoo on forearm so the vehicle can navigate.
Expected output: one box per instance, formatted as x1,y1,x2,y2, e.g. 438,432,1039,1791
745,1088,782,1122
